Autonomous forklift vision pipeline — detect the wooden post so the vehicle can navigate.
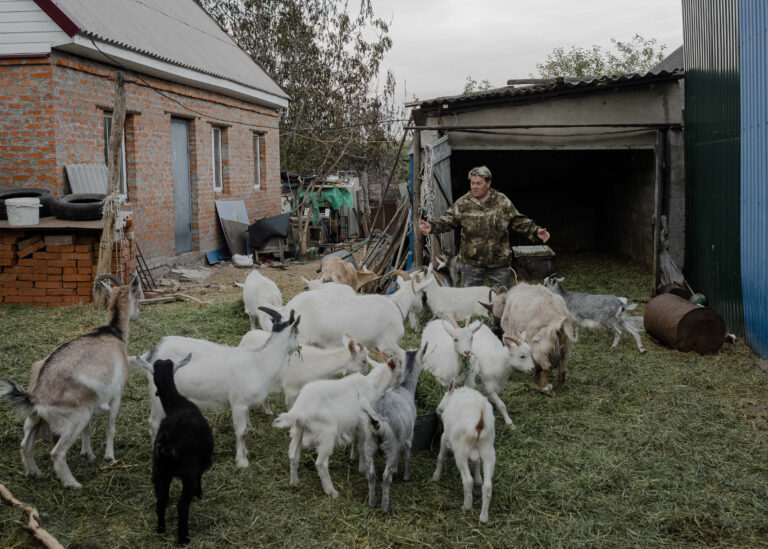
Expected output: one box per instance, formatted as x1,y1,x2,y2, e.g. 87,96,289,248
94,73,126,309
651,129,665,297
412,129,423,267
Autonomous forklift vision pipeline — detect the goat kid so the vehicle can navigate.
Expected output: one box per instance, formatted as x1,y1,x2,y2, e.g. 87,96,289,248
363,344,427,512
235,269,283,331
465,326,535,428
543,274,646,353
421,316,482,386
432,382,496,524
135,354,213,545
0,275,140,488
142,307,300,468
272,356,398,498
239,330,369,407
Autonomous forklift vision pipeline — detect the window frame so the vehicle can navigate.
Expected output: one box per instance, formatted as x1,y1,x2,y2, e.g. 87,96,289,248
103,113,127,195
253,132,264,190
212,126,223,192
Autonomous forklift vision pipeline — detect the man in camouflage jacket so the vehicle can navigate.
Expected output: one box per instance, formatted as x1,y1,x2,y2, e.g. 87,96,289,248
419,165,550,288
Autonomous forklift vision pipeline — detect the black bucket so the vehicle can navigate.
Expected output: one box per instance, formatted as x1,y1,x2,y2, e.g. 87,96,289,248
412,412,440,452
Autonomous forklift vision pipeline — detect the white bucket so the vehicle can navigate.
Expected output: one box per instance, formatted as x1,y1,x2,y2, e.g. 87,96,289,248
6,197,41,226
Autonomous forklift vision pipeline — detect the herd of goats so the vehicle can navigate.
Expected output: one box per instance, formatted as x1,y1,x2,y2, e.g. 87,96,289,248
0,254,646,544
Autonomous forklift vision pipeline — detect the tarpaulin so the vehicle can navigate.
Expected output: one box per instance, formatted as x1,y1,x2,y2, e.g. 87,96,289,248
247,212,291,249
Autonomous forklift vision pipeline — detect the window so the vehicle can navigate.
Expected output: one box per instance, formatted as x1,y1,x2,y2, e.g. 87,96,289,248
212,127,223,191
253,133,265,189
103,113,127,194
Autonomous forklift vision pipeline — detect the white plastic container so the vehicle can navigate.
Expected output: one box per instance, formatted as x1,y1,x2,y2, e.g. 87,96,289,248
6,197,41,226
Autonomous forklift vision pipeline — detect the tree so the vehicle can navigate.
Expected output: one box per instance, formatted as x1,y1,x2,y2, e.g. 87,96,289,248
535,35,667,79
200,0,405,176
463,75,494,94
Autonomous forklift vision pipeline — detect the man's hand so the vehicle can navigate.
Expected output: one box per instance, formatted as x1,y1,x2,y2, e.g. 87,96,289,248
537,228,550,243
419,219,432,235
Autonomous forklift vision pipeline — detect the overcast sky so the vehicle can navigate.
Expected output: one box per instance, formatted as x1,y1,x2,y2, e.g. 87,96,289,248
369,0,684,101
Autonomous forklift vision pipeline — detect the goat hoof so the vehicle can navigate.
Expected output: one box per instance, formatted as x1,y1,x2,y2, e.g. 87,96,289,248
26,469,43,478
431,473,440,482
63,480,82,489
82,451,96,462
506,422,516,430
236,458,249,468
639,348,647,354
328,490,339,499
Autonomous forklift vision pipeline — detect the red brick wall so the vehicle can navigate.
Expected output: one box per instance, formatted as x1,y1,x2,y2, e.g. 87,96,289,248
0,52,282,264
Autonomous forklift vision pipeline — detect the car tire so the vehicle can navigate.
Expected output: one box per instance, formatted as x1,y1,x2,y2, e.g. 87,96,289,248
52,193,106,221
0,187,54,219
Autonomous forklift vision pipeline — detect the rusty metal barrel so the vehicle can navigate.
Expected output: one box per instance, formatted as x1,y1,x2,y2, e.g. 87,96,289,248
644,293,726,354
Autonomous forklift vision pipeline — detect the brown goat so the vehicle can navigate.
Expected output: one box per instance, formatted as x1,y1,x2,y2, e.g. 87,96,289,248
0,275,140,488
317,256,379,292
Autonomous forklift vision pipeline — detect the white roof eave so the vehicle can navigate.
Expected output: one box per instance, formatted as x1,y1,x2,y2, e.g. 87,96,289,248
54,36,289,110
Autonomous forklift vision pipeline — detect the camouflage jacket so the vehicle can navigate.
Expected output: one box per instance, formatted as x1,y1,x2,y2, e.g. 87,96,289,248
428,189,541,268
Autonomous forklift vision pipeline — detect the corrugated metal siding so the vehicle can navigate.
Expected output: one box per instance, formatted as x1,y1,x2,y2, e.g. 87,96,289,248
739,0,768,357
65,164,107,194
682,0,745,335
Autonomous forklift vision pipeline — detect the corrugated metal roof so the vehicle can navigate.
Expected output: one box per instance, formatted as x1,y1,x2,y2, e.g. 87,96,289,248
408,68,683,110
55,0,288,101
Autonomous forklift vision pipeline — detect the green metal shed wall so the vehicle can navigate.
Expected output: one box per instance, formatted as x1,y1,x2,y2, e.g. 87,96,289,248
682,0,744,334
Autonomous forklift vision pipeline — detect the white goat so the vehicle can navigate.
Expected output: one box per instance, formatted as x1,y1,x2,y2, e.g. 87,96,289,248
0,275,140,488
421,266,495,323
273,356,398,498
141,307,300,468
239,330,369,407
543,274,645,353
421,317,482,386
235,269,283,331
465,325,535,428
501,283,575,394
432,383,496,524
279,275,433,358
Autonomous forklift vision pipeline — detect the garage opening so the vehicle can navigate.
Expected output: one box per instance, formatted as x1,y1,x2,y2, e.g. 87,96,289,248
449,149,656,266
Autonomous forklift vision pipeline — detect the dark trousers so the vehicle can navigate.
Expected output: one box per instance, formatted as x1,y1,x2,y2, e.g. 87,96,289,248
460,263,511,289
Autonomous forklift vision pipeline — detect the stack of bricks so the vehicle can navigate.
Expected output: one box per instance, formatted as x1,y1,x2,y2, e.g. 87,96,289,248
0,231,136,307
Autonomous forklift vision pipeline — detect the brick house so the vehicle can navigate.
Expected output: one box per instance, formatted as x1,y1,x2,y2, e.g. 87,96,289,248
0,0,288,272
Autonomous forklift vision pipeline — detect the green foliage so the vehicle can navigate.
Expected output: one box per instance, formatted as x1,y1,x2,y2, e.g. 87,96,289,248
200,0,405,179
1,254,768,547
535,34,667,78
463,75,494,94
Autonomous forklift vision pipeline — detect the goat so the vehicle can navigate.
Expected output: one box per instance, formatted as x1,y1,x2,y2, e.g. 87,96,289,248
363,344,427,512
479,287,508,337
542,274,646,353
500,283,574,394
272,356,398,498
0,275,140,488
279,275,433,359
134,354,213,545
421,316,482,386
465,325,535,428
432,382,496,524
432,252,460,287
235,269,283,330
316,256,380,292
239,330,369,407
300,276,355,295
421,265,495,324
141,307,300,468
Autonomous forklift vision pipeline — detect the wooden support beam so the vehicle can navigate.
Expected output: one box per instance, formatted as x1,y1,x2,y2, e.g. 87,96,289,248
412,129,423,267
94,73,126,309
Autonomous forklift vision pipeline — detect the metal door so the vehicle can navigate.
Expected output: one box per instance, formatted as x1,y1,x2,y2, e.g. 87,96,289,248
171,119,193,254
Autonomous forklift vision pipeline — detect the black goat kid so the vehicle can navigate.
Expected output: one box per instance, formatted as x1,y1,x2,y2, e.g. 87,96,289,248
135,353,213,545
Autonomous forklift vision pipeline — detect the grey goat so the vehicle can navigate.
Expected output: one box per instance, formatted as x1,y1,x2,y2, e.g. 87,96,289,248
363,344,427,512
543,274,645,353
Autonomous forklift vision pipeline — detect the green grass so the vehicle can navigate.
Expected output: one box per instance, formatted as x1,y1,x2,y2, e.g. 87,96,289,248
1,252,767,548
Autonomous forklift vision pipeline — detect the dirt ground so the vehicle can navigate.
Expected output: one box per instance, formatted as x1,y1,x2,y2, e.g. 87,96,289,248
156,250,367,304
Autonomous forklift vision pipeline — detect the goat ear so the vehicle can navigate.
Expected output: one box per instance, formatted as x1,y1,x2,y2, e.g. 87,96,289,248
395,275,405,288
130,273,140,293
521,330,528,341
448,378,455,392
301,277,310,286
134,355,154,373
469,320,483,333
557,277,564,283
386,358,396,371
174,353,193,372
